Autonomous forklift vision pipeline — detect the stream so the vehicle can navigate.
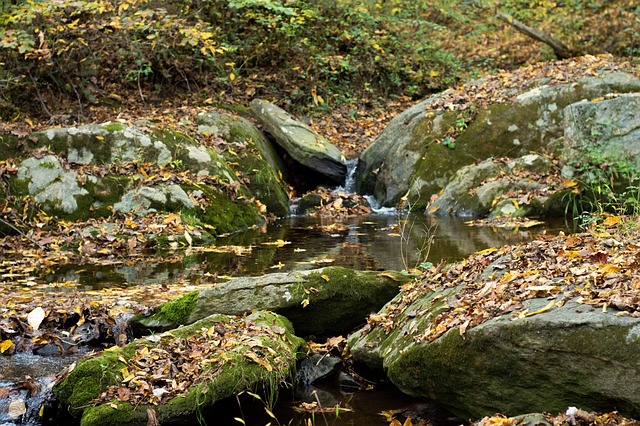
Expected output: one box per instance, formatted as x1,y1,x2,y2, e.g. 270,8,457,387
5,212,570,426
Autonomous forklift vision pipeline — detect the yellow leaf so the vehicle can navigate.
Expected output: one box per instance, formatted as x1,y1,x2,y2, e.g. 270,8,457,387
0,340,13,353
525,300,555,317
599,264,621,275
563,179,578,187
476,247,497,255
184,230,193,246
262,239,291,247
321,274,330,282
428,205,440,213
229,73,236,81
602,215,621,226
376,272,399,281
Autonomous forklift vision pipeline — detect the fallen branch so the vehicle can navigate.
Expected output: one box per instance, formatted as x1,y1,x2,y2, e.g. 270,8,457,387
497,11,573,59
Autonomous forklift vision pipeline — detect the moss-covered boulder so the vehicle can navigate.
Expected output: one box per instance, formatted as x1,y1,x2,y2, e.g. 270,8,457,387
131,267,411,337
349,230,640,420
562,93,640,184
47,311,304,426
426,154,572,218
0,116,280,234
196,111,290,217
356,66,640,209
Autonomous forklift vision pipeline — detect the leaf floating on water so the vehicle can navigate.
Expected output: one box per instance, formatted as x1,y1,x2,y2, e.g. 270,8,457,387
27,306,46,331
262,239,291,247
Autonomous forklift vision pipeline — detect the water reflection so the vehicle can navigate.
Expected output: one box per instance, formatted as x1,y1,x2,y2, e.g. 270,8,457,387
43,214,569,291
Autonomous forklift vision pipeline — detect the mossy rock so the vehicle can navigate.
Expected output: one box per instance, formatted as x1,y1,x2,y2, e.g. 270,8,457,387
384,298,640,420
49,311,305,426
196,111,290,217
350,281,640,420
131,267,413,337
356,71,640,209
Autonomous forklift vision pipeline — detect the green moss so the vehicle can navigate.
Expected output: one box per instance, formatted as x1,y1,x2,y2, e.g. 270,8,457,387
59,312,305,426
195,189,262,235
101,123,124,132
53,351,125,413
153,291,199,327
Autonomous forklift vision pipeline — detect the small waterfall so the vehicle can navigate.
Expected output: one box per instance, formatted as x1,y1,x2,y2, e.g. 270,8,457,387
364,195,397,215
337,159,358,193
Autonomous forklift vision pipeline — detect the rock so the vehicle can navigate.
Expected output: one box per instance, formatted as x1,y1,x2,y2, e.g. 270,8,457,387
16,155,88,215
382,298,640,419
2,116,283,234
131,267,410,337
295,354,342,387
427,154,571,217
250,99,347,186
349,254,640,420
47,311,304,426
356,70,640,209
563,93,640,179
196,111,291,217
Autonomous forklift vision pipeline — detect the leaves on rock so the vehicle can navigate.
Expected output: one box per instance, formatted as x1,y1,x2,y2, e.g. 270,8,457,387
364,221,640,344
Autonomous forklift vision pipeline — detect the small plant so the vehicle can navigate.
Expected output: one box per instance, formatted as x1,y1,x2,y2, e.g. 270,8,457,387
442,136,456,149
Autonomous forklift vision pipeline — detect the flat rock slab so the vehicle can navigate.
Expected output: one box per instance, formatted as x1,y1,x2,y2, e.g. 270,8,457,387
250,99,347,185
131,267,409,337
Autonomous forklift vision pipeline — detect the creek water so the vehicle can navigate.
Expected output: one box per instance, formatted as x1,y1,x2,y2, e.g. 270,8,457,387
7,212,570,426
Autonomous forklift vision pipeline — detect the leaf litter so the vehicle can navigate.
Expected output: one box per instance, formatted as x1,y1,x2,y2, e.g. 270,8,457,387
364,220,640,345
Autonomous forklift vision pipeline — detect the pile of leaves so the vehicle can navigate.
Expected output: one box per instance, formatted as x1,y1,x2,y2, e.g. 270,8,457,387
89,317,294,407
300,188,373,218
474,408,640,426
366,218,640,343
0,272,213,355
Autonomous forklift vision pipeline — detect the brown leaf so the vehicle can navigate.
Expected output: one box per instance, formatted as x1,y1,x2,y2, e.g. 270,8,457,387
117,387,131,402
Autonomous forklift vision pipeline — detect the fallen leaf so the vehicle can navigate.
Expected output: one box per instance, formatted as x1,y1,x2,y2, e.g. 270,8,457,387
0,340,13,354
27,307,46,331
7,399,26,419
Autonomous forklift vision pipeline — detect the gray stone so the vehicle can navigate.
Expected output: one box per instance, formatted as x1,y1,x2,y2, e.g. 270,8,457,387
17,155,88,214
356,72,640,209
131,267,409,337
113,184,194,216
426,154,561,217
350,288,640,420
563,93,640,168
196,111,290,217
250,99,347,185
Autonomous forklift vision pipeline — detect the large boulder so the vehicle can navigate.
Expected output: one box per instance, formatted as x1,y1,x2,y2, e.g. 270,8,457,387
349,229,640,420
356,64,640,209
47,311,304,426
426,154,572,217
131,267,410,337
196,111,290,217
1,113,286,235
250,99,347,186
563,93,640,171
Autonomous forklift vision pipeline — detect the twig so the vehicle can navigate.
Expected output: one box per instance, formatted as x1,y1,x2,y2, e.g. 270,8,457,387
0,216,43,248
137,73,146,104
28,72,53,118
